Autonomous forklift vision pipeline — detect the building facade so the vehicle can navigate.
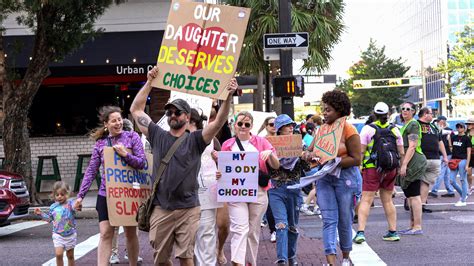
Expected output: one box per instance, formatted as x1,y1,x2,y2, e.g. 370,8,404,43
387,0,473,117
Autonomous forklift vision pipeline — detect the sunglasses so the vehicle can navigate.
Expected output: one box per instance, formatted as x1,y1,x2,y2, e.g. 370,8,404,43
237,121,251,128
401,107,414,111
165,109,183,117
267,123,275,127
456,125,465,128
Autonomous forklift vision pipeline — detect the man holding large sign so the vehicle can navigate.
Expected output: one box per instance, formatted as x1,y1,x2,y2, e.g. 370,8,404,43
130,68,237,264
151,1,250,100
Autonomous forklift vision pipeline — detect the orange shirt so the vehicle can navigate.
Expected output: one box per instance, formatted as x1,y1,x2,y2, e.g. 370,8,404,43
337,122,358,158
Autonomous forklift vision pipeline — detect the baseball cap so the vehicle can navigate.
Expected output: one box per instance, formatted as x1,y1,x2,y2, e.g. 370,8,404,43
374,102,389,114
466,117,474,124
164,99,191,114
436,115,447,121
274,114,296,132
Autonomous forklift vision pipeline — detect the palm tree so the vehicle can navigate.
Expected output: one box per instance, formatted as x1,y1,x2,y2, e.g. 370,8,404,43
223,0,345,113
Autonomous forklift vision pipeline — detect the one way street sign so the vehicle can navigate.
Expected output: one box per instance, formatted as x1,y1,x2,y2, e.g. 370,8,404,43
263,32,309,49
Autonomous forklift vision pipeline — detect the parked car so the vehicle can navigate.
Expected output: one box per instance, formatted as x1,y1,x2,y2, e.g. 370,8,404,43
0,171,30,226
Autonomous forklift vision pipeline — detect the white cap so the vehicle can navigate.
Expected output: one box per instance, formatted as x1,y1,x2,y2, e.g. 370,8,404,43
374,102,389,114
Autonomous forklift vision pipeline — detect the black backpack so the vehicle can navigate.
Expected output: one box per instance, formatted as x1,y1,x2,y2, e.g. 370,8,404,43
367,124,400,172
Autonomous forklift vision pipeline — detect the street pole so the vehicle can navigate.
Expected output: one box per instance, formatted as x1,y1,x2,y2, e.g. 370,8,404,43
279,0,294,119
421,50,427,106
265,64,271,112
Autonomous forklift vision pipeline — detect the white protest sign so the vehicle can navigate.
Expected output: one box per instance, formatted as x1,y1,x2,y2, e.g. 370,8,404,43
157,91,213,130
198,140,223,210
217,151,259,202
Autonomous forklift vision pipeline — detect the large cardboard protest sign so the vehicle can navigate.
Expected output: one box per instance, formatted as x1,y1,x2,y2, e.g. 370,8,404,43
152,1,251,100
217,151,258,202
104,147,153,226
157,91,213,130
312,116,347,164
267,135,303,158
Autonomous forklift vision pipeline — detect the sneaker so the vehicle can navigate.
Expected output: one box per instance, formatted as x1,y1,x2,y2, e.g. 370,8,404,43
342,258,352,266
313,205,321,215
454,201,467,207
428,192,438,198
353,231,365,244
109,253,120,264
422,206,433,213
399,229,423,235
382,231,400,241
441,193,455,198
261,220,268,227
469,186,474,196
124,250,143,262
270,231,276,243
300,205,315,215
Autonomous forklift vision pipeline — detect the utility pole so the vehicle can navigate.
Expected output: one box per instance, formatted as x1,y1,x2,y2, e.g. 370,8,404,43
421,50,427,106
279,0,294,119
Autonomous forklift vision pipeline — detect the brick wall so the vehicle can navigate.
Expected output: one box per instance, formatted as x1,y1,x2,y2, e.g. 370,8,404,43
0,136,100,192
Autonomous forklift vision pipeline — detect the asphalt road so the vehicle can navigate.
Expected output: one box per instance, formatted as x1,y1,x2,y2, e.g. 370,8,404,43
1,190,474,265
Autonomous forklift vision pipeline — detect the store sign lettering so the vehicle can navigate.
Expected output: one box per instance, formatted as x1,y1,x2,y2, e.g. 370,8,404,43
116,65,154,75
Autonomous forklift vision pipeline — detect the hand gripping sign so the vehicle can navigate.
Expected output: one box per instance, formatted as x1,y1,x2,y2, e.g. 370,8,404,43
104,147,153,226
151,1,250,100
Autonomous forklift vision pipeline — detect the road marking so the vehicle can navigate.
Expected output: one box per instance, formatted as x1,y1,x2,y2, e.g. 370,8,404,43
350,229,387,266
42,227,124,265
374,201,473,208
0,221,48,237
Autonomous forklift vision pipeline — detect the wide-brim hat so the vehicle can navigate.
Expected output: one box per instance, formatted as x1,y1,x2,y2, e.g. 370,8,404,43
275,114,296,132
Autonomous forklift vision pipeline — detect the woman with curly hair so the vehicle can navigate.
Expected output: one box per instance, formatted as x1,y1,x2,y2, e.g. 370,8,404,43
308,90,362,266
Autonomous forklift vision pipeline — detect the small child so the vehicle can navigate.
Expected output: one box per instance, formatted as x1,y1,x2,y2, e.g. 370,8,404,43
35,181,77,266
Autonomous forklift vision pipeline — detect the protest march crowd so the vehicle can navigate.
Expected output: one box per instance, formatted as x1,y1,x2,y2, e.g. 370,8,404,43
31,2,474,266
36,64,474,266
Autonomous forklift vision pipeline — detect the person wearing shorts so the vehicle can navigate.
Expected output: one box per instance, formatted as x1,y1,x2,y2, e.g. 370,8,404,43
417,107,449,213
353,102,405,244
398,102,427,235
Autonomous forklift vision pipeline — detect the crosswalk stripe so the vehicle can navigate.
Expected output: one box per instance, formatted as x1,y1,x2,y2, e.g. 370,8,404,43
350,229,387,266
0,221,48,237
42,227,124,265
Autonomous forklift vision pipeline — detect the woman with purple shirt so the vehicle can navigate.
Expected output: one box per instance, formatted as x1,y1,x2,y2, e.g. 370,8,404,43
74,106,146,266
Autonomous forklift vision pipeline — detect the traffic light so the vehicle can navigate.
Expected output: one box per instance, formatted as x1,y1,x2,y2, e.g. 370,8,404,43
273,75,304,97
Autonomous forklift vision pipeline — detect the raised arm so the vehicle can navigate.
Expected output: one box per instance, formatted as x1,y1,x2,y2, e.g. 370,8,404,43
130,67,159,137
202,78,237,144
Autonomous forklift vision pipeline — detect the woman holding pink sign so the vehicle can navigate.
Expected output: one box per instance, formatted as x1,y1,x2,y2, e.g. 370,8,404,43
220,111,280,266
74,106,146,266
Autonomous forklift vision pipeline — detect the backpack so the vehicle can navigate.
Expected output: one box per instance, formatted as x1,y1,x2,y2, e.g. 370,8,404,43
367,124,400,172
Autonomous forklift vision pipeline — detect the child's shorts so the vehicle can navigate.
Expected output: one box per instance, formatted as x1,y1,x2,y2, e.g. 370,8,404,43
52,233,77,250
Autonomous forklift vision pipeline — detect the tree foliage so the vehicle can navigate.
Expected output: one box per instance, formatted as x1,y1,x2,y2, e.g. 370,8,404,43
436,25,473,95
224,0,345,75
0,0,118,202
336,40,410,117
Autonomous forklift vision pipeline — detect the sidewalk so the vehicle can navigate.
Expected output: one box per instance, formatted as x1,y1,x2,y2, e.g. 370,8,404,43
73,191,335,265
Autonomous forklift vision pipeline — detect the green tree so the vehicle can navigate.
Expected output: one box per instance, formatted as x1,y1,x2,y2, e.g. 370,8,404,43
436,25,473,96
0,1,120,203
337,40,410,117
223,0,345,112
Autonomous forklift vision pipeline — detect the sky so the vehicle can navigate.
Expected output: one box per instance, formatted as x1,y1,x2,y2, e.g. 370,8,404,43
326,0,397,79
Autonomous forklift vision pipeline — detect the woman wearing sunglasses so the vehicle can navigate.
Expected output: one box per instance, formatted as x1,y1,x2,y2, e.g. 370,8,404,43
398,102,427,235
220,111,280,266
258,116,277,137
